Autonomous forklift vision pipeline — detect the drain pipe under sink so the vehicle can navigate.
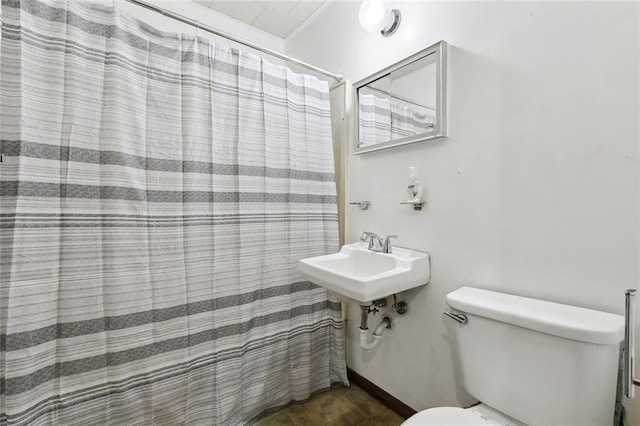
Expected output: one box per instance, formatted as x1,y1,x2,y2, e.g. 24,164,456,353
359,304,392,351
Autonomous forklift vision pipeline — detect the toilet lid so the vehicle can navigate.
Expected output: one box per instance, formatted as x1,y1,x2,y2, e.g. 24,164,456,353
402,407,488,425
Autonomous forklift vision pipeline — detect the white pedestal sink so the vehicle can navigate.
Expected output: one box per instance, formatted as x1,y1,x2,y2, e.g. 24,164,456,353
298,242,430,304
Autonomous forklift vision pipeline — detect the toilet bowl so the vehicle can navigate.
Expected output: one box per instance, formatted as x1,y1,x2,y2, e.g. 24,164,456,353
403,286,624,426
403,404,523,426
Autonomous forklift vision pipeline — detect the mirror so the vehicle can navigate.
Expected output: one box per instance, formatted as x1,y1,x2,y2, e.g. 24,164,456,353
354,41,447,154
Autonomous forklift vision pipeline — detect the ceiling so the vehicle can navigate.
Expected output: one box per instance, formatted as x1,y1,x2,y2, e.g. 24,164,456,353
192,0,330,39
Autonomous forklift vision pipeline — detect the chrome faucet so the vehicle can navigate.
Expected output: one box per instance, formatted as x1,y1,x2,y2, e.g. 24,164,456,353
360,231,383,251
360,232,398,254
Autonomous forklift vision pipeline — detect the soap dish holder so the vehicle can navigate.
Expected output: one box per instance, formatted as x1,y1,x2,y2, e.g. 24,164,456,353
400,201,424,211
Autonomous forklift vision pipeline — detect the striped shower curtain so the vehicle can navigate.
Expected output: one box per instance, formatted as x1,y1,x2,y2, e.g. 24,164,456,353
358,90,434,146
389,102,434,140
358,91,392,146
0,0,347,424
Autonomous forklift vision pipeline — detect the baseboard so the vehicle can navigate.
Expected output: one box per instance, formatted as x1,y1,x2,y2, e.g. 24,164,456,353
346,368,417,419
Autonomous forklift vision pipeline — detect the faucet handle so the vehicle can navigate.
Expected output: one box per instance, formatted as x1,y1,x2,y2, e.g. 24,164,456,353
360,231,373,242
360,231,383,250
383,235,398,253
360,231,378,243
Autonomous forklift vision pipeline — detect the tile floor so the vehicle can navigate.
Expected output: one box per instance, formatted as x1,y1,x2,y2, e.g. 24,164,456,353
255,384,406,426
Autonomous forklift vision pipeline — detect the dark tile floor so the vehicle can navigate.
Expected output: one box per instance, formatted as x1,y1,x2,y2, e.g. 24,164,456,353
255,384,405,426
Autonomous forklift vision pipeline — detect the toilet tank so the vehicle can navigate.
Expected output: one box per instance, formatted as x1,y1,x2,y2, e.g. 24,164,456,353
446,287,625,426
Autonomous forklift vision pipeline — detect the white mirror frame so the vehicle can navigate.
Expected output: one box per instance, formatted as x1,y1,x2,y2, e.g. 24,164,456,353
353,40,447,155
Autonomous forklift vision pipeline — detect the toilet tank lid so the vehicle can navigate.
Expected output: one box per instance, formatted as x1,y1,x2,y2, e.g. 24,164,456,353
446,287,624,345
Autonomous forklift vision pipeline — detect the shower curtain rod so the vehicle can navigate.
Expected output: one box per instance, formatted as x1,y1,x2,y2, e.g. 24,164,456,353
123,0,344,84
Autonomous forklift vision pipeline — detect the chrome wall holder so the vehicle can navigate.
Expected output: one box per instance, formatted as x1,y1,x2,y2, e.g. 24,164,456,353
401,201,424,211
350,201,371,210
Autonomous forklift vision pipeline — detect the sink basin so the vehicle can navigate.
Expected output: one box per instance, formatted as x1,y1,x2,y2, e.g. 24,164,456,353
298,242,430,304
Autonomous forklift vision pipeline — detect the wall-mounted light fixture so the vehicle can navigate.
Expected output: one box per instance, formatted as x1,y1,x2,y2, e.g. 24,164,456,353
359,0,401,37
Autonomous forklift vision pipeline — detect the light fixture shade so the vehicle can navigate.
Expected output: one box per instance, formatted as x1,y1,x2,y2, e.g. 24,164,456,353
359,0,393,33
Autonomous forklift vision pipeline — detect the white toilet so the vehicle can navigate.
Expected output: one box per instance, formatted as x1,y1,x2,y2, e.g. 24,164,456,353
403,286,625,426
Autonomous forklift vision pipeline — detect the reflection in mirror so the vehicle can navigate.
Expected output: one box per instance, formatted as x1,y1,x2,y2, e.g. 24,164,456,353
354,41,446,154
359,57,436,146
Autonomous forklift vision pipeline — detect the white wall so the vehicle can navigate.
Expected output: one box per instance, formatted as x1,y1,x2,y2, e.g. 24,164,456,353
287,0,640,420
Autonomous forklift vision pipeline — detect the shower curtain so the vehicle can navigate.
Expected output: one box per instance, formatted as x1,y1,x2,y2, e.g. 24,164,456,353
358,91,392,146
389,101,434,140
358,90,434,146
0,0,347,424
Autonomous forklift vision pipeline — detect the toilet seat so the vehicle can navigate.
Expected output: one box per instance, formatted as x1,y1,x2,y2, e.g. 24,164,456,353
402,407,491,425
